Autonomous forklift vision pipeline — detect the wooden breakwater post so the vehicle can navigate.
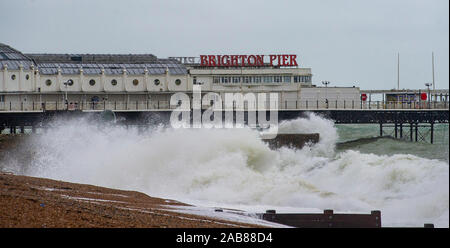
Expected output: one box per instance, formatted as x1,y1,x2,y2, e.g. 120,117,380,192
258,209,382,228
261,133,320,149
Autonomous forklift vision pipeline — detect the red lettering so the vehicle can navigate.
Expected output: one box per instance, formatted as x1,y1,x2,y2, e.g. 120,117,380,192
282,55,289,66
231,55,239,66
217,55,222,67
247,55,256,66
222,55,230,66
290,55,298,66
239,55,247,66
256,55,264,66
208,55,216,66
200,55,208,66
200,54,296,67
269,55,277,66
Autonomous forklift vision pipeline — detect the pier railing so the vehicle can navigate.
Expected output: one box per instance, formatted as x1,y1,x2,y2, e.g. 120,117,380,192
0,100,448,112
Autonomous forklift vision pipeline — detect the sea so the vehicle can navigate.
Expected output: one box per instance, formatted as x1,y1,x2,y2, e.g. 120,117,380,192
1,113,448,227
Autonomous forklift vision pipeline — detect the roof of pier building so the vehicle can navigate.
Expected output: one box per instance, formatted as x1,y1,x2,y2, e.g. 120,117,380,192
0,43,35,70
0,43,187,75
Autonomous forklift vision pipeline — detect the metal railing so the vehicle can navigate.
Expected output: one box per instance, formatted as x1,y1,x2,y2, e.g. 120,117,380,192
0,100,448,112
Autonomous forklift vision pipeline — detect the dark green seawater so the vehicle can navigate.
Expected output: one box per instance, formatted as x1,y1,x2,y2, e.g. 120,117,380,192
336,124,449,163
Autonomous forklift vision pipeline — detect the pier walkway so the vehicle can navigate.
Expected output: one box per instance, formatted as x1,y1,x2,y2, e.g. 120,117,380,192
1,99,448,143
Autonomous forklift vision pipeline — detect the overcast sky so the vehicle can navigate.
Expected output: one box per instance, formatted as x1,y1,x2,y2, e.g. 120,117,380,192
0,0,448,90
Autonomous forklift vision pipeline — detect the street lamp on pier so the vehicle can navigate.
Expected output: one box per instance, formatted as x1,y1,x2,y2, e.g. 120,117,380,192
63,79,73,110
425,83,432,108
322,81,330,108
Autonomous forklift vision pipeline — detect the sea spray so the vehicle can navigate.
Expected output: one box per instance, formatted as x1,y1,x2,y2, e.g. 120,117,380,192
1,113,448,227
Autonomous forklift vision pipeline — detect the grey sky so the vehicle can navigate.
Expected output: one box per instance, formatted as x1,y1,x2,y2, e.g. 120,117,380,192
0,0,448,90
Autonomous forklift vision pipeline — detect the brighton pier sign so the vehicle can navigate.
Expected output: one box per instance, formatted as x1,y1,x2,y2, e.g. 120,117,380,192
169,55,298,67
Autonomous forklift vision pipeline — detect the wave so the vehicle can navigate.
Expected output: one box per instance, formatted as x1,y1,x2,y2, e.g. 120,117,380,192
1,113,448,227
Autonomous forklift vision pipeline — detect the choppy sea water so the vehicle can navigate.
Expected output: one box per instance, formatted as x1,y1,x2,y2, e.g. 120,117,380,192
336,123,449,163
1,114,448,227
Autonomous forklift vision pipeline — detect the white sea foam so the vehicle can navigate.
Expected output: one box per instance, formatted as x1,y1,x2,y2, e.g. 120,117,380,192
10,113,449,227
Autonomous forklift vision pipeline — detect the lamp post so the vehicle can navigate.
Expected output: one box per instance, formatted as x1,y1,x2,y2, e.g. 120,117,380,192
322,81,330,108
63,79,73,110
425,83,432,108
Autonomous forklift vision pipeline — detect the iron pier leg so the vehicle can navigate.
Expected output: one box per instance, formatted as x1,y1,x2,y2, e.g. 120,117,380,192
380,123,383,137
395,123,398,139
399,123,403,139
410,123,413,141
430,122,434,144
20,126,25,134
10,126,13,134
415,123,418,142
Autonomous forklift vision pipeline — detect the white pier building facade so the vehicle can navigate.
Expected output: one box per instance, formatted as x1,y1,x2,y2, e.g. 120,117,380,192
0,43,372,111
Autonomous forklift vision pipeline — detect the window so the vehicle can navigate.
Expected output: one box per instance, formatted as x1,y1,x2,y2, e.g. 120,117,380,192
213,77,220,84
298,76,312,83
67,79,74,86
232,76,241,83
25,74,30,80
263,76,273,83
132,79,139,86
175,79,181,85
154,79,160,86
0,95,4,102
274,76,282,83
306,76,311,82
45,79,52,86
193,77,203,85
91,96,100,102
243,76,251,83
89,79,96,86
254,76,261,83
111,79,118,86
221,76,230,83
283,76,291,83
293,76,298,83
11,74,16,80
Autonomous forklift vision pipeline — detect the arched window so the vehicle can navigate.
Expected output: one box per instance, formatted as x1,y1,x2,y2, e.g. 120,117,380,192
89,79,96,86
25,74,30,80
175,79,181,85
154,79,160,86
111,79,118,86
45,79,52,86
11,74,16,80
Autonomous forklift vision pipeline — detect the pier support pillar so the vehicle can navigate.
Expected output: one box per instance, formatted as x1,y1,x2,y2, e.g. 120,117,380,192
20,125,25,134
394,123,398,139
379,123,383,137
430,122,434,144
415,123,418,142
410,123,413,141
399,123,403,139
31,126,36,134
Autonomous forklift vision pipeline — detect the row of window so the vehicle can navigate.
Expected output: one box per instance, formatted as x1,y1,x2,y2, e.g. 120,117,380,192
44,79,183,87
293,75,312,83
213,75,311,84
10,74,30,80
7,74,311,84
8,74,311,85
